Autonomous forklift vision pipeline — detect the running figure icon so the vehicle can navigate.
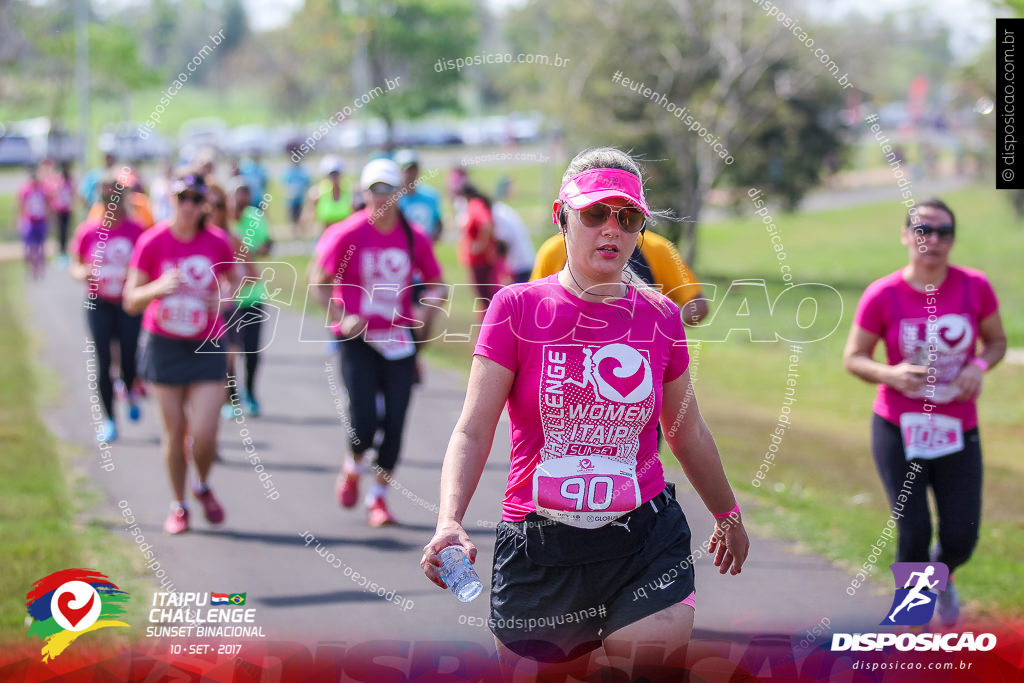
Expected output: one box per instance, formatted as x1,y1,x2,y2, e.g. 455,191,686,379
887,565,939,622
562,347,603,401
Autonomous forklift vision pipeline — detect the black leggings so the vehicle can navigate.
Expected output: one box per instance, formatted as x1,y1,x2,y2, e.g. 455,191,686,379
86,298,142,419
871,414,982,574
338,337,417,472
55,211,71,255
227,303,264,401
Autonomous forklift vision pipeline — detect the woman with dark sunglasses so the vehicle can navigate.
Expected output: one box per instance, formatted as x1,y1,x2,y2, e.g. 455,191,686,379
70,178,146,443
421,147,748,678
843,197,1007,626
123,173,241,535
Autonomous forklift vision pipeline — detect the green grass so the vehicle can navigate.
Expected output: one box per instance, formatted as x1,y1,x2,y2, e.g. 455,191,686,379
680,183,1024,617
0,193,15,243
0,262,154,645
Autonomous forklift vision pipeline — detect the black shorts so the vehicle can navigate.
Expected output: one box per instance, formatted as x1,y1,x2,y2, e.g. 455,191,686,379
489,484,695,662
138,331,227,385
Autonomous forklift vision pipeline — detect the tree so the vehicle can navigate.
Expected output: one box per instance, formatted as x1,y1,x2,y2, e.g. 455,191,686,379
506,0,848,265
258,0,356,119
353,0,480,145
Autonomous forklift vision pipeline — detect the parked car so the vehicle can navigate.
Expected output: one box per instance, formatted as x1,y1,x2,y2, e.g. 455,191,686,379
98,122,171,161
227,124,275,156
5,117,81,162
178,117,229,159
0,131,36,166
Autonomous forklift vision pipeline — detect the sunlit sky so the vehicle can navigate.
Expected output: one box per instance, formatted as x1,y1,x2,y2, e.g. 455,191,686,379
238,0,997,59
84,0,1000,62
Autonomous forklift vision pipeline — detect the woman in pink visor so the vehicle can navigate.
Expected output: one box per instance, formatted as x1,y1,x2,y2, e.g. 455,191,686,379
421,147,748,676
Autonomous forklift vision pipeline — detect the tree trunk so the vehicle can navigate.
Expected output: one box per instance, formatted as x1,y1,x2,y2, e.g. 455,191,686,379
681,187,703,268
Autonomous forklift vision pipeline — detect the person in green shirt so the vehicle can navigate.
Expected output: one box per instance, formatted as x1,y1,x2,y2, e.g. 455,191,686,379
303,155,353,237
222,179,273,417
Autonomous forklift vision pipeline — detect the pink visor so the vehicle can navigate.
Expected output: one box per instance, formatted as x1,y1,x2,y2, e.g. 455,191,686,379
553,168,650,225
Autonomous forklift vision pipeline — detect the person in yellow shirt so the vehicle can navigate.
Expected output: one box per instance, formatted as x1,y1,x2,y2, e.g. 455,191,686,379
86,182,156,228
530,230,708,325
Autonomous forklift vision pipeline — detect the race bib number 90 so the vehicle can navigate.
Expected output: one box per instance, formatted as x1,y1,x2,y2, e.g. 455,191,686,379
533,455,640,529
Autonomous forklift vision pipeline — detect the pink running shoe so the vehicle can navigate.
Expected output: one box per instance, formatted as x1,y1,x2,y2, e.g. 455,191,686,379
164,507,190,534
193,487,226,524
336,472,360,508
368,498,397,527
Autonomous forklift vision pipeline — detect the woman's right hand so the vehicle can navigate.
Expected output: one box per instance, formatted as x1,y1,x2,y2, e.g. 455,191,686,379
421,521,477,589
338,314,368,338
886,362,928,394
151,267,182,298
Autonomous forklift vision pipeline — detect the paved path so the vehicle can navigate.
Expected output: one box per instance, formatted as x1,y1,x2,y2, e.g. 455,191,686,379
24,267,893,657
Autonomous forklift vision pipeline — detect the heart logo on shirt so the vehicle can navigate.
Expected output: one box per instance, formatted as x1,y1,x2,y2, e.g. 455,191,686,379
598,357,646,398
939,327,964,348
933,314,971,353
592,344,653,403
179,255,214,289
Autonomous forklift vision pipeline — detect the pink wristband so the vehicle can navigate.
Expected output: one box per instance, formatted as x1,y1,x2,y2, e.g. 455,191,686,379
970,357,989,372
713,503,740,519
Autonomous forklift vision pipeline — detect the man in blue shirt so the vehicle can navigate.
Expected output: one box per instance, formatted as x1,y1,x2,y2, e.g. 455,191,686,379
282,155,311,236
78,152,116,209
395,149,443,242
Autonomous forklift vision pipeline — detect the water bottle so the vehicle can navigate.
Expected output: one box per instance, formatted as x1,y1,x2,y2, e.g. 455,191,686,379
439,545,482,602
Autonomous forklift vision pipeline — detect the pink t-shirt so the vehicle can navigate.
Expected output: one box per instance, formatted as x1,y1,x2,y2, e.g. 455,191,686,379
130,222,235,341
70,218,145,302
316,210,443,336
475,275,690,522
853,266,998,430
49,178,74,213
19,182,49,221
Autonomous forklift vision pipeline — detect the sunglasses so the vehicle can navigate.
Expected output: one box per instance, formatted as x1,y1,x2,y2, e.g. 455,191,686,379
909,223,955,240
575,202,646,234
367,183,396,196
208,201,226,210
177,192,204,205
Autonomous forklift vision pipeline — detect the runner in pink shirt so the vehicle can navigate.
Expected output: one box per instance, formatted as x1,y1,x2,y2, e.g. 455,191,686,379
70,179,146,442
309,158,446,527
17,166,50,280
844,197,1007,626
48,161,76,267
421,148,748,676
124,172,240,535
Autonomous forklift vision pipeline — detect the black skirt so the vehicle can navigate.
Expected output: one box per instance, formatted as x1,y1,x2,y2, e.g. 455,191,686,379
138,331,227,385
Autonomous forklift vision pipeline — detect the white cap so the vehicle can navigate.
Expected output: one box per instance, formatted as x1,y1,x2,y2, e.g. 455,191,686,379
394,149,419,168
360,158,402,190
319,155,343,176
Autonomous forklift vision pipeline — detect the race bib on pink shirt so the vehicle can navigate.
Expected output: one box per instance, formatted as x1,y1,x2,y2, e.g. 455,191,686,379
532,342,655,528
533,455,640,528
155,254,216,338
95,236,135,299
900,413,964,460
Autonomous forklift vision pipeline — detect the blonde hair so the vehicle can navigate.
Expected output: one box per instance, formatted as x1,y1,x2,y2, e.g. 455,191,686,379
559,147,672,314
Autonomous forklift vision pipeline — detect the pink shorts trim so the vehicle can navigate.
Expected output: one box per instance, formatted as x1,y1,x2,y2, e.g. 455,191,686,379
681,591,695,609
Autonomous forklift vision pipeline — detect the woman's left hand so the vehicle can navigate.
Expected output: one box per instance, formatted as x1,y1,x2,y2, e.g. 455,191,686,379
708,516,749,575
951,363,984,402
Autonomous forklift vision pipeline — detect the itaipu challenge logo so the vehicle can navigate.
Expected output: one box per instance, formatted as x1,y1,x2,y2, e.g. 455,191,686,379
25,569,129,661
